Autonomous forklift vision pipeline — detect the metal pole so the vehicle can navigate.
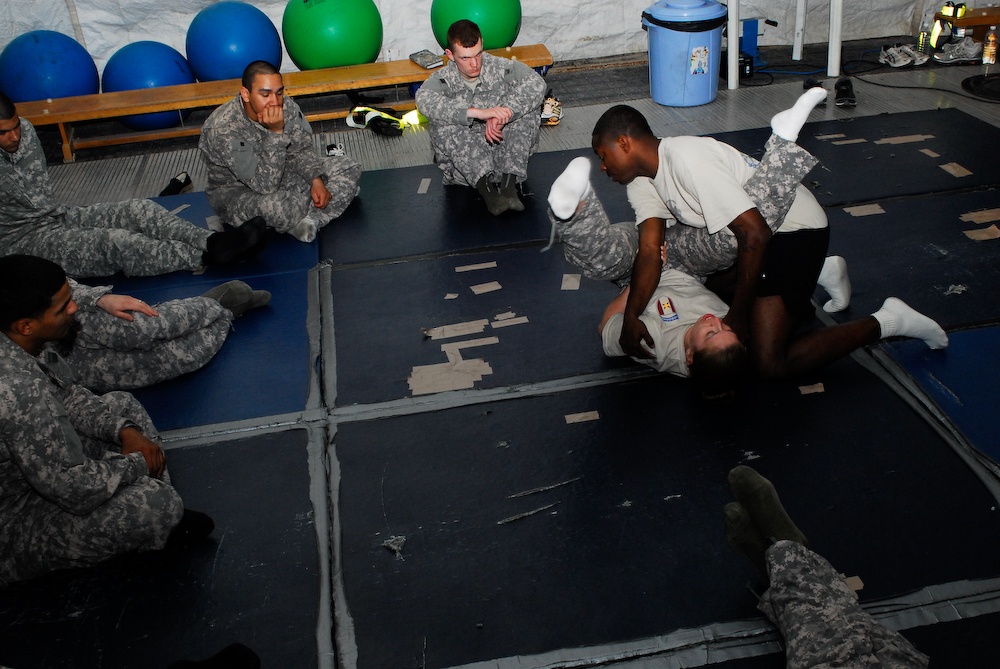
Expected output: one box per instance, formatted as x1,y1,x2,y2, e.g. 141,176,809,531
727,1,740,89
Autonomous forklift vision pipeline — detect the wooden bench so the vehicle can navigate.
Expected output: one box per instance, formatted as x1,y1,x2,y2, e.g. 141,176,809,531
18,44,553,162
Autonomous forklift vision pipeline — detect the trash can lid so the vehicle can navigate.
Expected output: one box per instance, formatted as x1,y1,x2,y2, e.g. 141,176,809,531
643,0,727,22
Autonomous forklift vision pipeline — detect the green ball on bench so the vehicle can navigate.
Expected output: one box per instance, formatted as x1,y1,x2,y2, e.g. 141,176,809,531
282,0,383,70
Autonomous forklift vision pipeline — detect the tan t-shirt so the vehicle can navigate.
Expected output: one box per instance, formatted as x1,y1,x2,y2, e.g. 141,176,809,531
626,135,826,236
602,269,730,377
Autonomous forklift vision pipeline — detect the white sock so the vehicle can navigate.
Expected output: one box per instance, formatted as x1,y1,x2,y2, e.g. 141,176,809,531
771,88,828,142
289,216,317,243
817,256,851,313
872,297,949,349
548,157,593,220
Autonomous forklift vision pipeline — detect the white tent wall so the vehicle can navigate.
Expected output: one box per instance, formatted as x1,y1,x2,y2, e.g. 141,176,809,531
2,0,925,80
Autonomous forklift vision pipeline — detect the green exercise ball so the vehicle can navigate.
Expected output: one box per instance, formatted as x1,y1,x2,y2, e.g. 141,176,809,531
282,0,383,70
430,0,522,51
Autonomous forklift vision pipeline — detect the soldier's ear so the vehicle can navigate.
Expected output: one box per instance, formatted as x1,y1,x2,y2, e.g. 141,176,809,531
240,87,251,104
11,317,34,337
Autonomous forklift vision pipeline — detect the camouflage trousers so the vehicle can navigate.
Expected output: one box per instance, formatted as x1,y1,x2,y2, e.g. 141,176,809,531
760,541,929,668
216,155,362,234
3,199,211,278
1,392,183,586
552,135,818,286
60,296,233,393
429,110,541,187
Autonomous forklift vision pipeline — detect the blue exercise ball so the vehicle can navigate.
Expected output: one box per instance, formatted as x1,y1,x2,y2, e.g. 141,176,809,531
102,41,196,131
0,30,99,103
186,1,282,82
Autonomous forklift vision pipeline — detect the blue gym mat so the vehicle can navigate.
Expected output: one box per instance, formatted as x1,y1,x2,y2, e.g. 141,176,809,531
334,357,1000,669
0,430,319,669
883,326,1000,462
711,108,1000,207
76,191,318,430
330,244,624,406
128,268,313,430
819,187,1000,330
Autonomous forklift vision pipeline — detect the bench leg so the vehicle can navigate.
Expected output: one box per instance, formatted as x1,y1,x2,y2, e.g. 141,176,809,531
58,122,76,163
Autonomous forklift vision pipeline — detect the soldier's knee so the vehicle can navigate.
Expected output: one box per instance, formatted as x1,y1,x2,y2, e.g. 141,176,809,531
133,481,184,545
101,480,183,551
101,390,139,414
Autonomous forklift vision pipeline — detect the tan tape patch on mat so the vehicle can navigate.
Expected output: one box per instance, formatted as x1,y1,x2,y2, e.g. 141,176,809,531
874,134,935,145
471,281,502,295
407,337,500,395
960,208,1000,224
407,358,494,395
456,261,498,272
422,319,489,340
964,224,1000,241
843,204,885,217
491,316,529,328
940,162,973,178
565,410,600,424
561,274,581,290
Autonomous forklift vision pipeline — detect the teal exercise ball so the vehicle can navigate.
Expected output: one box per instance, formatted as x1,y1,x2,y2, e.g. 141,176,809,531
282,0,383,70
430,0,521,50
0,30,99,102
102,41,196,131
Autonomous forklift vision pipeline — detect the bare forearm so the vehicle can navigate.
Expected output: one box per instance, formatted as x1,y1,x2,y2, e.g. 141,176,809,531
625,246,662,319
726,208,771,331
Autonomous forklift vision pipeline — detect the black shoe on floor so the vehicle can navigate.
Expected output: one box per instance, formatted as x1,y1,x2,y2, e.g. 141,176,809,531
835,77,856,107
159,171,193,197
166,509,215,549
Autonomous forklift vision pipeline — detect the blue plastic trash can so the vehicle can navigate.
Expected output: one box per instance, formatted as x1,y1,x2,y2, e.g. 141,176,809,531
642,0,728,107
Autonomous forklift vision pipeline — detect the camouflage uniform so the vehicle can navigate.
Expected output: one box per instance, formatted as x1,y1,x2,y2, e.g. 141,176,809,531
52,280,233,393
0,335,183,587
0,119,210,278
551,135,818,286
416,53,546,187
760,541,929,668
200,95,362,234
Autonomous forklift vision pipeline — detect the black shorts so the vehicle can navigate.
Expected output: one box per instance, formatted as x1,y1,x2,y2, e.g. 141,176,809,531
757,227,831,321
